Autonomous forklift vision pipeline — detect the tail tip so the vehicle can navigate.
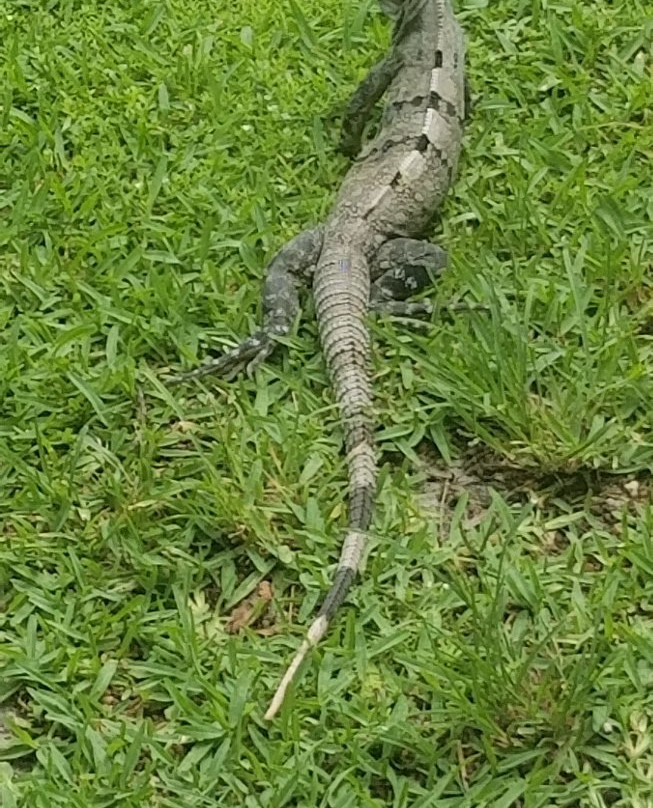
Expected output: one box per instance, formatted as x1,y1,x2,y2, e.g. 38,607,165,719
263,615,330,720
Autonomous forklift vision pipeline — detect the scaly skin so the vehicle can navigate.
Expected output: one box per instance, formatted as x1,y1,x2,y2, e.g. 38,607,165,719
170,0,466,719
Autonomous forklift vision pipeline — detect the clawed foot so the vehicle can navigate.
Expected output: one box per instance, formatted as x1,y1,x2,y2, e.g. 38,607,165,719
166,331,275,385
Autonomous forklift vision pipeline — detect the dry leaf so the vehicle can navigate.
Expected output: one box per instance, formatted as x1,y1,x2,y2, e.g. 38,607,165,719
225,581,274,634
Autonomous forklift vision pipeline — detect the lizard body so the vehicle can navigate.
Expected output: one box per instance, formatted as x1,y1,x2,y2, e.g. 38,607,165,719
172,0,466,719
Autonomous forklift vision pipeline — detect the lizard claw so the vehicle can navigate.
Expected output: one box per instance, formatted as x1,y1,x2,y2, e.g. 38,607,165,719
167,331,274,384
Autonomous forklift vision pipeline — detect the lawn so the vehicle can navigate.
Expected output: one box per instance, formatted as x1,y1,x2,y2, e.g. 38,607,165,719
1,0,652,805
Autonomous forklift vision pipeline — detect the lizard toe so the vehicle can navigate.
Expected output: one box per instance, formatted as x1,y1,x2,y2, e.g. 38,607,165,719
167,332,273,384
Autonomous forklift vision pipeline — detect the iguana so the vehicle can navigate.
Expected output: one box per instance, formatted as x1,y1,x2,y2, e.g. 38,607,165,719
171,0,467,719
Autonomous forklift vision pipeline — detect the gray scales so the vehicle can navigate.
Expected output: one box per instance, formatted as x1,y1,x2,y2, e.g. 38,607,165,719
170,0,467,719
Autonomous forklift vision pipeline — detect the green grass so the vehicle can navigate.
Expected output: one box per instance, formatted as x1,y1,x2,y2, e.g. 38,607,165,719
1,0,652,805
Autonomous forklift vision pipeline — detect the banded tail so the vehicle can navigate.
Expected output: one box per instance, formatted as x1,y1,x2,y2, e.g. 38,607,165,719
264,254,376,719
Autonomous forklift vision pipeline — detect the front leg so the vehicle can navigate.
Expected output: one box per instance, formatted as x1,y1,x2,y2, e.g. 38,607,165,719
339,53,401,158
169,226,323,382
369,238,448,316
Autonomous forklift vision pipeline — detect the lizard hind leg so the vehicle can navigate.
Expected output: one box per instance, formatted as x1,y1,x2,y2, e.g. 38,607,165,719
169,226,323,383
369,237,448,318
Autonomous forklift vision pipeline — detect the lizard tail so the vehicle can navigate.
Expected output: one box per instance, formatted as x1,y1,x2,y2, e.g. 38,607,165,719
264,420,376,720
263,525,370,720
265,253,376,719
263,614,328,720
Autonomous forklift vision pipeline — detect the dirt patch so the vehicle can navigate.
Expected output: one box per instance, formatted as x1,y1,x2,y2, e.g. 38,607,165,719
415,443,650,534
226,580,276,635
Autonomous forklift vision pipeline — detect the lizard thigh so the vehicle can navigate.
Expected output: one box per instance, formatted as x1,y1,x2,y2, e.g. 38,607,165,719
261,225,323,335
369,237,448,311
